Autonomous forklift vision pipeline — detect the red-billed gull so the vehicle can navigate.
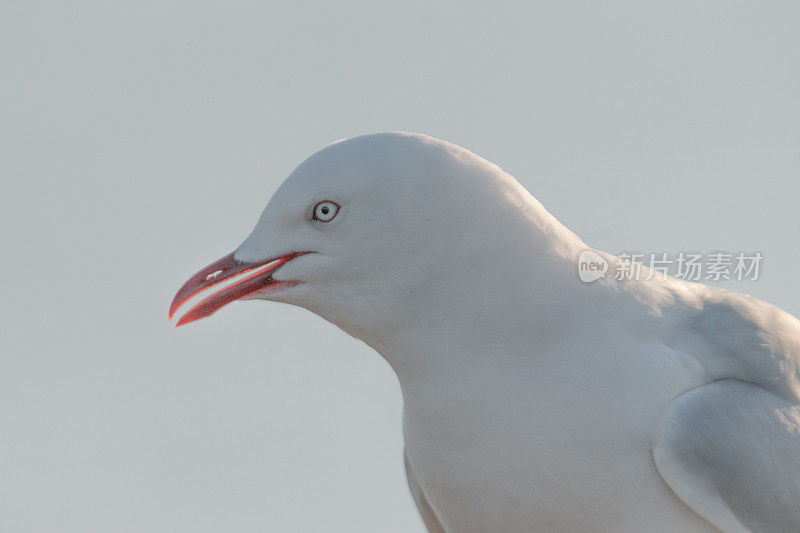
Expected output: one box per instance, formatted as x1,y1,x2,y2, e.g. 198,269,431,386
170,132,800,532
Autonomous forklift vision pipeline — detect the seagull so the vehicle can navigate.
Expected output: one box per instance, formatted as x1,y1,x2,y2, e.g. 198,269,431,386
169,132,800,532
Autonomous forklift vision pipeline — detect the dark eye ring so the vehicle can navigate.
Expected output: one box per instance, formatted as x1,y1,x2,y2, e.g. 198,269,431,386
312,201,340,222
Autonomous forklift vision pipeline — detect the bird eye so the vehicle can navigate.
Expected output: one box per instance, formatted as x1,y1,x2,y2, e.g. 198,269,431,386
312,201,340,222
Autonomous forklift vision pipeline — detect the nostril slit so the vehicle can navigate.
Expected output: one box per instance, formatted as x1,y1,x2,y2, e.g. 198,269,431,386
206,269,224,281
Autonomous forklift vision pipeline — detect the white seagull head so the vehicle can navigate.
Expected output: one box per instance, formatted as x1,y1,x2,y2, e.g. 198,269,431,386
170,132,584,350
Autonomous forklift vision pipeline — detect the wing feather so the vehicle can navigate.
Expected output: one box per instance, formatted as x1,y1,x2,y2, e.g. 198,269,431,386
405,450,446,533
654,380,800,533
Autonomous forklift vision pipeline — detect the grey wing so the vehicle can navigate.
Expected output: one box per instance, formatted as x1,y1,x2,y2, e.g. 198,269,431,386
404,450,446,533
654,379,800,533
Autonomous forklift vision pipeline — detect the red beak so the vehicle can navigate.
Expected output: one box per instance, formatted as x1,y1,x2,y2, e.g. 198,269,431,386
169,251,307,327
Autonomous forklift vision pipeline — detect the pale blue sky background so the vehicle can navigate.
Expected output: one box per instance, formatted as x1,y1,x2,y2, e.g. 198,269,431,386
1,2,798,531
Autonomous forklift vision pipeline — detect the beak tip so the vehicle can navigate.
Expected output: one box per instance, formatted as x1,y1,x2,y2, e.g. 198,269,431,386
167,252,237,328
